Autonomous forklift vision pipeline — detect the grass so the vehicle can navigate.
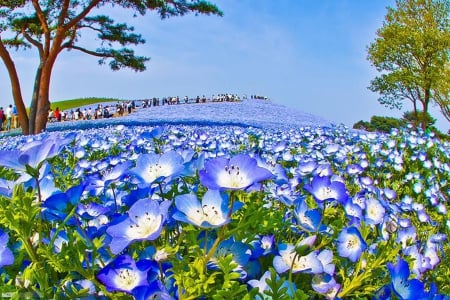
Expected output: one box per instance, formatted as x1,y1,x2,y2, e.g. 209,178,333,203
50,97,126,111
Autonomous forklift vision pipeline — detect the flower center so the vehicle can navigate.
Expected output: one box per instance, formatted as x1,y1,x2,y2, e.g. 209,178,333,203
281,252,302,271
115,268,139,291
346,235,359,250
147,163,172,182
317,186,334,200
192,204,226,226
127,212,162,239
217,164,251,188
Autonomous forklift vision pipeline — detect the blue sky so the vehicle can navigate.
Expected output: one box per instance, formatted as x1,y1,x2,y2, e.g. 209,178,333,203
0,0,447,131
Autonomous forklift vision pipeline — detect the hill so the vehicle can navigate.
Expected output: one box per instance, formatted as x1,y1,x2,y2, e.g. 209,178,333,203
47,99,337,132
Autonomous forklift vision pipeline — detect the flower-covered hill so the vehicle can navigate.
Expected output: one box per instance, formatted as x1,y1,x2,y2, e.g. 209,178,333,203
0,98,449,299
46,99,336,131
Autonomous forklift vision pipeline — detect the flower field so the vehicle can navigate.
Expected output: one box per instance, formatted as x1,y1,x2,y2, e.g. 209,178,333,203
0,101,449,299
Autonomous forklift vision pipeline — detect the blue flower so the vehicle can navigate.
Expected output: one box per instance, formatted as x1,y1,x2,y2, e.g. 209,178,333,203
204,236,251,278
130,151,185,185
85,161,133,196
0,133,73,182
42,183,85,224
273,240,323,274
364,198,386,225
293,197,323,232
106,199,171,254
173,190,241,228
387,258,426,299
0,230,14,268
250,235,275,258
0,178,14,198
336,227,367,262
199,154,273,190
247,270,296,299
311,273,339,295
303,175,348,205
96,254,158,296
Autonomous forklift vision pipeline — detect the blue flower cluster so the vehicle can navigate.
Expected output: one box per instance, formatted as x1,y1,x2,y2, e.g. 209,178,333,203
0,120,448,299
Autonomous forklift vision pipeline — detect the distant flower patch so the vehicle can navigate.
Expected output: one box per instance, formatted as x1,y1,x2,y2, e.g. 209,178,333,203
0,122,448,299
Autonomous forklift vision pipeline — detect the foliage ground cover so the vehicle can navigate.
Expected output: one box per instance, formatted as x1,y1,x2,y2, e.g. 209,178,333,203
0,101,448,299
49,98,127,112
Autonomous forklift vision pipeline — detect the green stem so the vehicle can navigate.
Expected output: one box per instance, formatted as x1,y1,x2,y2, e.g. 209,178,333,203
205,227,225,263
21,236,39,262
337,256,366,298
49,204,78,246
288,252,298,295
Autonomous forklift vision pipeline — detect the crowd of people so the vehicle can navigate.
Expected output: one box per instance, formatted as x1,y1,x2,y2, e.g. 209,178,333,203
47,93,246,123
0,105,18,132
1,93,270,129
48,101,137,123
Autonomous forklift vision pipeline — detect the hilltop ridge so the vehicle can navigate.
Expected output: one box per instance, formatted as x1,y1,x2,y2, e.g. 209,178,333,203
47,99,337,132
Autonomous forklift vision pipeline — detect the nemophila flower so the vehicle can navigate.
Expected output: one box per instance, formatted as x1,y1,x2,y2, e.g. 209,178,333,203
364,198,386,225
413,181,423,194
42,183,85,224
396,226,417,248
86,161,133,196
39,175,61,201
250,235,275,258
303,175,348,205
172,190,242,228
345,164,364,175
0,230,14,268
313,164,333,177
130,151,185,186
273,243,323,274
247,270,296,299
0,178,14,198
311,273,339,295
0,133,73,181
403,245,432,278
296,160,318,176
96,254,158,296
107,199,171,254
199,154,273,190
293,198,323,232
337,227,367,262
77,202,111,221
206,237,251,278
344,200,363,225
387,258,426,299
178,150,205,177
424,240,442,269
255,157,288,184
317,249,335,275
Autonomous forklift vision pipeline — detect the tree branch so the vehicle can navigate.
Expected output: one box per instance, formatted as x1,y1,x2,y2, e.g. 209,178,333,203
69,45,108,57
21,27,43,57
63,0,102,31
31,0,50,55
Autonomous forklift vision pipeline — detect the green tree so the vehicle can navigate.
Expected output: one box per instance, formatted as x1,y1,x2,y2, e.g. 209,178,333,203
402,110,436,126
0,0,221,135
367,0,450,129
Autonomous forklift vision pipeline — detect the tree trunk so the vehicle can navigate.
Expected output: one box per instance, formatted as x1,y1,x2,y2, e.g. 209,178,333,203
29,65,43,134
0,39,30,134
412,100,418,128
422,88,430,130
34,71,51,134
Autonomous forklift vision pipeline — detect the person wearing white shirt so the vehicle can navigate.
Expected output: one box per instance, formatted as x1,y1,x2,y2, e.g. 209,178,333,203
5,105,12,131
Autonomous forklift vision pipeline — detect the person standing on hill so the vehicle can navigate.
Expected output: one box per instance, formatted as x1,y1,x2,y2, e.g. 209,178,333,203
5,104,12,131
54,107,61,122
12,105,18,128
0,107,4,131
